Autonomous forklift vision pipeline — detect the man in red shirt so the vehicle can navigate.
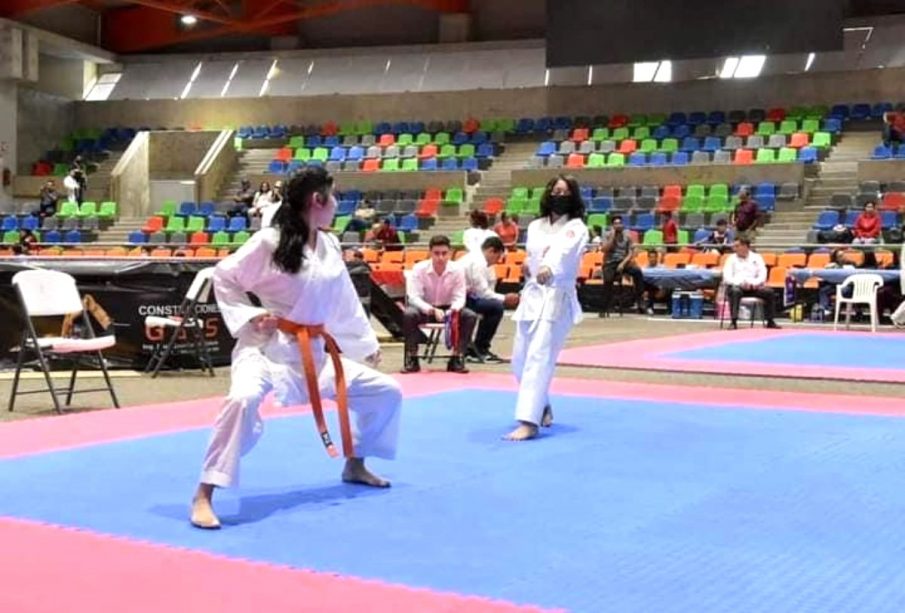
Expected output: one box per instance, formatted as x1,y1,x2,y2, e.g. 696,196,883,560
661,211,678,248
883,111,905,146
375,218,401,250
493,212,519,250
853,201,882,244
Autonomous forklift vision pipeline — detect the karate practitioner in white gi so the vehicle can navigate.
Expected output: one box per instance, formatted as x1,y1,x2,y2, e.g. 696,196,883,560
506,175,589,441
190,168,401,529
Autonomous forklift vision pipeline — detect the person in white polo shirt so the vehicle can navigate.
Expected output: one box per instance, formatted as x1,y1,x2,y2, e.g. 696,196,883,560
722,237,781,330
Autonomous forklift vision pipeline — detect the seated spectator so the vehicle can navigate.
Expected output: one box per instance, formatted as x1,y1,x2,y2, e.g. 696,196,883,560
364,221,382,244
461,236,520,363
598,214,645,315
228,179,255,218
818,248,856,313
401,235,476,374
493,212,519,250
589,224,604,247
661,211,678,248
463,210,497,253
249,181,272,215
722,237,780,329
852,201,882,245
346,200,376,233
644,249,670,315
13,228,37,256
375,218,401,250
883,111,905,146
696,219,733,253
35,180,59,219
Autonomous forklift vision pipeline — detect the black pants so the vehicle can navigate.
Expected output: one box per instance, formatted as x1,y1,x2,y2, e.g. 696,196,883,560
402,306,477,357
465,296,504,354
727,286,776,323
601,262,644,313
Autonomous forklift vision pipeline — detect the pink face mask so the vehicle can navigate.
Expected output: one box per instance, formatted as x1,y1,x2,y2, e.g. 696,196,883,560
310,192,337,229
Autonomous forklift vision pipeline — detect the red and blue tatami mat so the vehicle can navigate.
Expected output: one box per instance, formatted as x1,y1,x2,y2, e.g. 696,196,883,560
0,374,904,612
558,328,905,383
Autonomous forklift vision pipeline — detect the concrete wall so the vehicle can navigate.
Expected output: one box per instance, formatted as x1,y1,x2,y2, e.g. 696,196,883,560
512,164,806,189
858,160,905,183
111,131,149,218
148,131,218,178
16,86,75,174
251,170,465,192
0,80,17,206
34,54,86,100
195,130,237,203
74,66,905,130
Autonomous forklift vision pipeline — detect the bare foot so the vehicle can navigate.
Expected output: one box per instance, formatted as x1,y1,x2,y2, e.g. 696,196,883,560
190,484,220,529
541,405,553,428
342,458,391,488
503,422,539,441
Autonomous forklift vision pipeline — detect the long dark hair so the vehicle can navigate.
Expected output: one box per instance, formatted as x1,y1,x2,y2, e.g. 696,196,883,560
540,174,585,220
272,167,333,274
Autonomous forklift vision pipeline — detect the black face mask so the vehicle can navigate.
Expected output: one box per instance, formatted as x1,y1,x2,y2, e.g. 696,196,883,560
549,195,571,216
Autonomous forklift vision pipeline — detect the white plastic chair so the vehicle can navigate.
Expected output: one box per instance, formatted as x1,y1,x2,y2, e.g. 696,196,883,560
144,267,216,377
834,273,884,333
9,269,119,413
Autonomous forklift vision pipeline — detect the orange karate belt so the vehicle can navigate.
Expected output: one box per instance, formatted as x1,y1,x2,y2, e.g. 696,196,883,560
277,320,354,459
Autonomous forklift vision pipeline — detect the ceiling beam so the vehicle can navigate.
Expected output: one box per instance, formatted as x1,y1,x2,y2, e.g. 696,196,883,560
121,0,237,25
104,0,469,53
0,0,84,18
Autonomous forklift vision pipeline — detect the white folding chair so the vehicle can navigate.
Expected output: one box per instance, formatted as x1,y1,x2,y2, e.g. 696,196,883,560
9,270,119,414
834,273,884,333
144,267,216,377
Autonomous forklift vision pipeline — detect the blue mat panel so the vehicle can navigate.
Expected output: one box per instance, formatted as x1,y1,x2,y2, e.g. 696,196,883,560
665,332,905,369
2,390,905,612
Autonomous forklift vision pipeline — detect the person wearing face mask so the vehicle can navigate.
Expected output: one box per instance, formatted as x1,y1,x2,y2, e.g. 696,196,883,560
505,174,589,441
189,167,401,530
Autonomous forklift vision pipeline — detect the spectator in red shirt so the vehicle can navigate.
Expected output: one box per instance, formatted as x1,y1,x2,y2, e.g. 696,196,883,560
883,111,905,146
853,201,882,244
375,218,401,250
661,211,678,248
493,212,519,250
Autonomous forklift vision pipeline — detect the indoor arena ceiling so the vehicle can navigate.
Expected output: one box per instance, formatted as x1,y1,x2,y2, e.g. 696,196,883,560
2,0,905,56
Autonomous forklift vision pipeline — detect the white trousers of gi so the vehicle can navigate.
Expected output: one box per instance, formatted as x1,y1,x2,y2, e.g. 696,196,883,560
200,349,402,488
510,315,574,425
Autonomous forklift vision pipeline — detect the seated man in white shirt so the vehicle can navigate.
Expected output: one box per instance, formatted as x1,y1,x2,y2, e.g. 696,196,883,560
722,237,781,330
402,235,477,373
461,236,520,363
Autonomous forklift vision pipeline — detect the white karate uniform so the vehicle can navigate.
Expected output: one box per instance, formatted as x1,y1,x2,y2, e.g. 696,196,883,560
200,227,401,488
510,216,589,425
463,227,498,253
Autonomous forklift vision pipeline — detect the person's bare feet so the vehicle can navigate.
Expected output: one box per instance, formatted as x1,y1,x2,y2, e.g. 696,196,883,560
503,421,538,441
342,458,391,487
541,405,553,427
190,484,220,529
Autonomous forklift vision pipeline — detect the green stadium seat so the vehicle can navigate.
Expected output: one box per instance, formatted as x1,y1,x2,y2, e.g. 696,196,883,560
98,201,117,219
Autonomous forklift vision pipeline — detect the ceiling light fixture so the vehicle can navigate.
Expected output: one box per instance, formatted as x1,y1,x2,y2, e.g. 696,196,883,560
181,14,198,26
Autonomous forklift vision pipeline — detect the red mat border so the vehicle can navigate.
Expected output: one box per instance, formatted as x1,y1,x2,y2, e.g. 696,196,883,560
557,328,905,383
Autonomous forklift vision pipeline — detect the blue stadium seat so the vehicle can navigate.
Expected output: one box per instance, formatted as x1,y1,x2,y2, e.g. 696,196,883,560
398,214,418,232
65,230,81,243
537,141,556,156
851,103,872,120
179,202,195,216
207,216,226,232
44,230,61,243
589,197,612,212
452,132,469,146
515,118,535,134
650,152,668,166
652,125,671,139
671,124,691,139
688,111,707,126
667,112,687,127
844,211,860,227
2,216,18,231
628,152,647,166
329,146,346,161
228,216,247,232
813,210,840,230
830,104,850,120
680,137,700,152
822,118,842,134
880,211,897,228
693,228,710,242
755,183,775,198
128,230,147,244
267,160,286,174
20,216,39,231
872,102,893,119
198,202,215,217
421,157,438,171
476,143,495,158
702,137,722,152
462,157,478,171
798,147,818,163
535,117,553,133
671,151,689,166
441,157,458,170
631,212,654,232
871,145,892,160
374,122,391,135
707,111,726,126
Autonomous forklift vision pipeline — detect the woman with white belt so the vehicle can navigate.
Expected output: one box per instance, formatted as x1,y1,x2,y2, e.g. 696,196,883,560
506,175,589,441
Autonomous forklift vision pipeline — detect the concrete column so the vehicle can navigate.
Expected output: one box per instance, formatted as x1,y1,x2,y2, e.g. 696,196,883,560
0,79,18,206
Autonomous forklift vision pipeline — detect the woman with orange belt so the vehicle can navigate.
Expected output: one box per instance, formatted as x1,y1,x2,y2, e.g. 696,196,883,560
190,167,401,529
